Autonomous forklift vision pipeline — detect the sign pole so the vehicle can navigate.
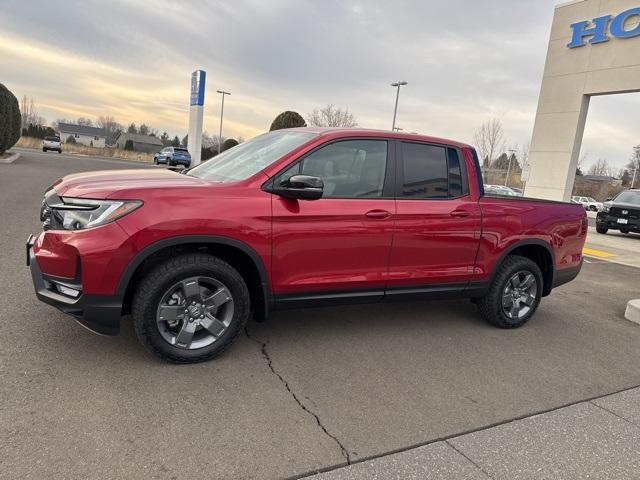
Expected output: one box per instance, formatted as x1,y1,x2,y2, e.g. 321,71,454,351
188,70,206,166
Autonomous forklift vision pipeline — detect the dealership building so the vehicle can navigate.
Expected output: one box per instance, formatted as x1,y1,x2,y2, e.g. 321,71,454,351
526,0,640,201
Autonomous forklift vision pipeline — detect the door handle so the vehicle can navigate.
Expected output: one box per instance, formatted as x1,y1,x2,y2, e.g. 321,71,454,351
365,209,392,219
450,209,471,218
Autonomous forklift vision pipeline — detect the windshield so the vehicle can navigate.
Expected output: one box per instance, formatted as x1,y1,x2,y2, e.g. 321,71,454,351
613,191,640,205
187,130,316,182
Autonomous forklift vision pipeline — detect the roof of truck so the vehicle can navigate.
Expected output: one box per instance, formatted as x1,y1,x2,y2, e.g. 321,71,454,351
284,127,473,149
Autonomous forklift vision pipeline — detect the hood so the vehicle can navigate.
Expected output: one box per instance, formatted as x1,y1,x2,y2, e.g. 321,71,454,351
52,169,210,198
607,201,640,210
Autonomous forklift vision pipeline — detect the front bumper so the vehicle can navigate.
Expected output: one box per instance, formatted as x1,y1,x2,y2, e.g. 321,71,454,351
596,212,640,232
27,235,122,335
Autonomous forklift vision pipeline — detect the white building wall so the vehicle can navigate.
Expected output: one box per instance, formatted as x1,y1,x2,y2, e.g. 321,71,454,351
61,133,106,148
526,0,640,201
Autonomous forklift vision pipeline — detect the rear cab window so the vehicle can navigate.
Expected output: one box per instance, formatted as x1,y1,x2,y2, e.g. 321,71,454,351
398,142,469,199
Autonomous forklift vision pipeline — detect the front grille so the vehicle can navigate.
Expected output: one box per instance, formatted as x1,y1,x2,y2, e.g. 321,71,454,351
610,207,640,220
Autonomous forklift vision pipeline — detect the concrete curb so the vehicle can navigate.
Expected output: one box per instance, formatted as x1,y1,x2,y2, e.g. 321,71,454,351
625,299,640,325
0,151,20,164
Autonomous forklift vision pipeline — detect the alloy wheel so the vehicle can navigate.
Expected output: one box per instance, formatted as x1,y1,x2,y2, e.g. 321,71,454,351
501,271,537,320
156,276,234,349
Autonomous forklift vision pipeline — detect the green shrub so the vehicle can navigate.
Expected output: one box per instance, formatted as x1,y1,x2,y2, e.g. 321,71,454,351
201,146,217,161
0,83,21,154
124,139,134,151
269,111,306,131
222,138,239,151
66,135,76,144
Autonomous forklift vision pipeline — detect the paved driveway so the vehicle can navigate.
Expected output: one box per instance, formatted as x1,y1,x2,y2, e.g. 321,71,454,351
2,150,640,479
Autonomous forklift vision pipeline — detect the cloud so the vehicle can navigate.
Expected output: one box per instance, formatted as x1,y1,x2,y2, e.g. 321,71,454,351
0,0,638,168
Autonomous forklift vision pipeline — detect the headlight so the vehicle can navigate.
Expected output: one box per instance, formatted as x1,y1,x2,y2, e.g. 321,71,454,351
51,198,142,230
602,204,611,213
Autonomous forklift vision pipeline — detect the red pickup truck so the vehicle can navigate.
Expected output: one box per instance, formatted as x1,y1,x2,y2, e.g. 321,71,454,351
28,128,587,363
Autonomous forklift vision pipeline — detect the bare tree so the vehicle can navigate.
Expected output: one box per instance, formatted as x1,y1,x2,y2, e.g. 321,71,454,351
576,151,589,176
587,158,612,177
306,104,358,128
20,95,39,129
473,119,506,167
97,115,122,144
627,145,640,188
77,117,94,126
202,131,225,154
517,142,530,169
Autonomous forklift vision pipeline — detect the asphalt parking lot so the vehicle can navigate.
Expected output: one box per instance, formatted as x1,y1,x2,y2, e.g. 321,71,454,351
2,150,640,479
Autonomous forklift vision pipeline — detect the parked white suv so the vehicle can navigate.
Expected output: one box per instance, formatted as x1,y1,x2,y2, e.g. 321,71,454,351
572,196,602,212
42,136,62,154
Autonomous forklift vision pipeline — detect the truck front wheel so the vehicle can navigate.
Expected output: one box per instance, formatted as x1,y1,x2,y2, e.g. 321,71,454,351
477,255,543,329
132,253,250,363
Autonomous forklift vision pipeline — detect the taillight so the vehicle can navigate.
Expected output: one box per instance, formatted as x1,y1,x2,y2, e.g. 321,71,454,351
581,216,588,236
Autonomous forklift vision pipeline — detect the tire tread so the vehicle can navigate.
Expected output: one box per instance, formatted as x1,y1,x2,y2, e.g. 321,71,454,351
477,255,542,329
132,253,249,363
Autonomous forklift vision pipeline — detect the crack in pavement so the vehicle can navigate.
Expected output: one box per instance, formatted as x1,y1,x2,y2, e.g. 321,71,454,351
244,327,352,465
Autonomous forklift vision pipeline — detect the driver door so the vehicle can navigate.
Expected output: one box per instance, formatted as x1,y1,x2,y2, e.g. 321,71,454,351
270,139,396,306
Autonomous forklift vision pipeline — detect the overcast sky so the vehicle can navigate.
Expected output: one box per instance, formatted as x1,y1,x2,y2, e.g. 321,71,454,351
1,0,638,170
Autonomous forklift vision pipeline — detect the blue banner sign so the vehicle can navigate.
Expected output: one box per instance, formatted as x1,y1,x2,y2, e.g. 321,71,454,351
568,7,640,48
190,70,206,106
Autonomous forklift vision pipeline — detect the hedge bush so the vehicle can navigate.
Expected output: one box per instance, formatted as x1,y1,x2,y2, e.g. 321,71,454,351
269,111,306,131
222,138,239,151
0,83,21,154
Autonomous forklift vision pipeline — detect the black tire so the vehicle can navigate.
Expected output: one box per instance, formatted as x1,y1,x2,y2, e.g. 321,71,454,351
589,206,598,212
42,148,47,152
167,157,175,166
477,255,543,329
58,149,62,154
621,229,630,234
596,225,608,234
132,253,250,363
153,157,158,165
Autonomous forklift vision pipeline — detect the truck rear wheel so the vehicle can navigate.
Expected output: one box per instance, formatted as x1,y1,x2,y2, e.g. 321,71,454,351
596,225,608,234
477,255,543,329
132,253,250,363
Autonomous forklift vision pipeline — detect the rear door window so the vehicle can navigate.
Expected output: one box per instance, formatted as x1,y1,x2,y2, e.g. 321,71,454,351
399,143,468,199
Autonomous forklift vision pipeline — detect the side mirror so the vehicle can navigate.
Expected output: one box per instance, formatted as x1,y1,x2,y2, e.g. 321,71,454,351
274,175,324,200
605,197,612,202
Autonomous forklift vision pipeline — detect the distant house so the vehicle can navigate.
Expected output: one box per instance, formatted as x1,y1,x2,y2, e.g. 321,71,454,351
58,123,107,148
573,174,623,201
114,133,164,153
579,175,622,186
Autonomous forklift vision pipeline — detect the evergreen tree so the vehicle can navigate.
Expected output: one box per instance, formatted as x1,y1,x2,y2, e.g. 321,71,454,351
0,83,21,154
269,111,306,131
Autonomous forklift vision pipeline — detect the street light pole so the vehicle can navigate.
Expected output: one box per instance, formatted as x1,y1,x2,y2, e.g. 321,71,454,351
391,81,407,131
216,90,230,153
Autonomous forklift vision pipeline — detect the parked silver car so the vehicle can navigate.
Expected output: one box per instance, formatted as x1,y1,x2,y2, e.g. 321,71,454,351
42,136,62,154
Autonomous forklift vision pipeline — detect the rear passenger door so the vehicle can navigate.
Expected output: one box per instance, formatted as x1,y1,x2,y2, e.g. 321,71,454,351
387,142,481,293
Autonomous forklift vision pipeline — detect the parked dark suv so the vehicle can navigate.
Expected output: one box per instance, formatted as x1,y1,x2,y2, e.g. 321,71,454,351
596,189,640,235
